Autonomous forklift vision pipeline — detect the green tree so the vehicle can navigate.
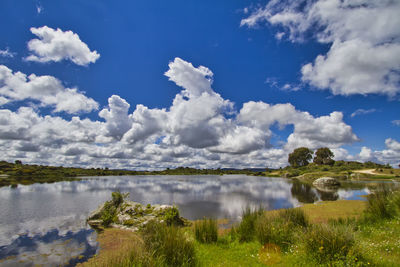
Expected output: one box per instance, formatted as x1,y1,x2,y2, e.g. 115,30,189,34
288,147,313,167
313,147,335,165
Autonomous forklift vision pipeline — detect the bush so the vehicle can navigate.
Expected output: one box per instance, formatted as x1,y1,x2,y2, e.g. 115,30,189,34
194,218,218,243
111,191,127,207
303,224,356,263
236,206,263,242
142,221,197,267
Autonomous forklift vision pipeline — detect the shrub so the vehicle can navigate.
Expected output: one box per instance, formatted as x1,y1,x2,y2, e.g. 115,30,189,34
236,206,263,242
111,191,125,207
163,206,184,226
194,218,218,243
142,221,197,267
303,224,355,263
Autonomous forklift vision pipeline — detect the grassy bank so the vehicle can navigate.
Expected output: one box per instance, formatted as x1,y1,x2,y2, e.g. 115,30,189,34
80,186,400,266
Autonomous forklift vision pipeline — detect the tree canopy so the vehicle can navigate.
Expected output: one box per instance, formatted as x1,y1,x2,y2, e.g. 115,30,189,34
313,147,335,165
288,147,313,167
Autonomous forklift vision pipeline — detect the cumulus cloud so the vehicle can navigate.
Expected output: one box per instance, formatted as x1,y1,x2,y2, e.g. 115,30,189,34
354,139,400,167
351,108,377,118
241,0,400,97
0,65,98,113
99,95,132,140
26,26,100,66
0,58,362,169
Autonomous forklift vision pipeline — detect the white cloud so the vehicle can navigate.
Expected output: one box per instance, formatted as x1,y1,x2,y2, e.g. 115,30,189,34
0,48,15,58
123,104,167,145
0,65,98,113
351,108,377,118
359,146,376,162
26,26,100,66
242,0,400,97
238,101,358,151
99,95,132,140
392,120,400,126
354,139,400,167
165,57,214,98
0,58,362,169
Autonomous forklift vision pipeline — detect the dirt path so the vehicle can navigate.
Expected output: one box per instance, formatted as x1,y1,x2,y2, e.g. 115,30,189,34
353,169,377,175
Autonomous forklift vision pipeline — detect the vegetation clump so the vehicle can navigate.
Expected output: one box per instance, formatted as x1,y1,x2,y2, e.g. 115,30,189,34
194,218,218,243
303,223,358,264
99,191,128,227
142,220,197,266
163,206,185,226
235,206,264,242
254,208,308,251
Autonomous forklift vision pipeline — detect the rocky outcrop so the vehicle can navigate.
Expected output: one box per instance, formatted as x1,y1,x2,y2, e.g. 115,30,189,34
313,177,340,193
87,200,188,231
313,177,341,187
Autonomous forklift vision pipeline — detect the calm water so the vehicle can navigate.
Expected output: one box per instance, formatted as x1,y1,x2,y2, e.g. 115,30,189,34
0,175,378,266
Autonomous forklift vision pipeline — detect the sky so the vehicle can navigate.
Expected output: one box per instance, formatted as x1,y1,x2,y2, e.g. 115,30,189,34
0,0,399,170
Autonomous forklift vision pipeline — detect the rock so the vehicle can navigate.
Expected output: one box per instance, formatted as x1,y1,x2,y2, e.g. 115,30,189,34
87,203,105,221
87,199,188,232
313,177,340,186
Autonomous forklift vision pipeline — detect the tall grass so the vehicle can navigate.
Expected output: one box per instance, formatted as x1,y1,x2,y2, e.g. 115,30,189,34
194,218,218,243
235,206,264,242
280,208,309,228
142,220,197,266
303,224,357,264
364,184,400,221
254,208,308,251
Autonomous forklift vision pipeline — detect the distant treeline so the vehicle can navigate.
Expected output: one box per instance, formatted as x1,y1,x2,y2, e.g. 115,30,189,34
0,161,262,187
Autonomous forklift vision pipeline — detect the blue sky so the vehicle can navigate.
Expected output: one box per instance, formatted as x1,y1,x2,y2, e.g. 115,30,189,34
0,0,399,169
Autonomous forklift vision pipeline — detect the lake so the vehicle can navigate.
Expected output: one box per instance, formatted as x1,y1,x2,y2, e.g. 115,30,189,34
0,175,377,266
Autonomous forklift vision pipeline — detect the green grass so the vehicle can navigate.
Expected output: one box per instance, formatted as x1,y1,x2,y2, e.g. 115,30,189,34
196,240,265,266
